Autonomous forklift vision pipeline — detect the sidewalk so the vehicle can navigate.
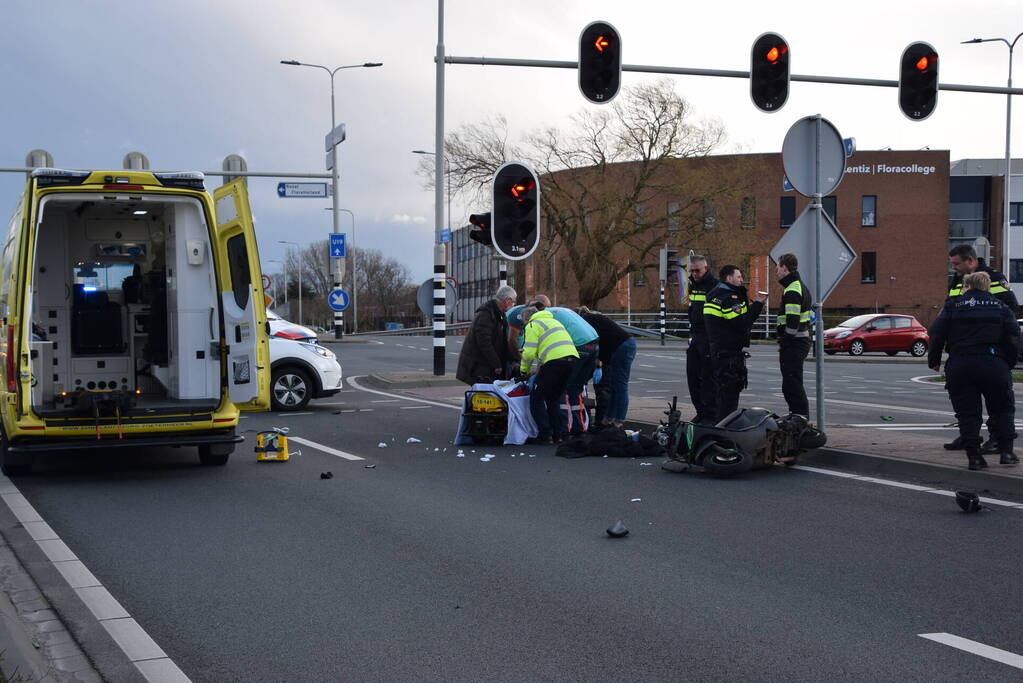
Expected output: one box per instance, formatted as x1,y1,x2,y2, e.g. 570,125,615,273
366,371,1023,500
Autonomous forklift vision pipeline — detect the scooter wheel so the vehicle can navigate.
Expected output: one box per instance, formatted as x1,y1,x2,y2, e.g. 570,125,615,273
700,443,753,476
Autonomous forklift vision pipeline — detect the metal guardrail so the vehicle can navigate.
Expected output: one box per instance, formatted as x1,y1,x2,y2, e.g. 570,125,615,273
347,312,780,339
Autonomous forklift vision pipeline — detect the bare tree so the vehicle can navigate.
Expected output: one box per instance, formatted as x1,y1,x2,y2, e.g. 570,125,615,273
427,79,757,306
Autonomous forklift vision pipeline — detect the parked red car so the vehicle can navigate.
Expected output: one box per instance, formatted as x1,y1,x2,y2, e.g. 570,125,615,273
823,314,929,357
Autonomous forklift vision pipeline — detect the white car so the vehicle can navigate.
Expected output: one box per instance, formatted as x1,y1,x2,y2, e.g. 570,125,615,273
267,309,318,342
269,337,343,411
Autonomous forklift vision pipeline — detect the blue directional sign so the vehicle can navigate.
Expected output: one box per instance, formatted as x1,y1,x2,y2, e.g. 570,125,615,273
329,233,346,259
277,182,328,198
843,137,856,158
782,175,794,192
439,228,452,244
327,288,350,312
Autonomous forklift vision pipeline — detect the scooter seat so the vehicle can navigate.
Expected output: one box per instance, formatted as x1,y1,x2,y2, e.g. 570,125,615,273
714,407,774,431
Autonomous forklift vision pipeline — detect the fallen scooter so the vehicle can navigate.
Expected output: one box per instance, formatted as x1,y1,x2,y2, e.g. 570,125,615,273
653,396,827,475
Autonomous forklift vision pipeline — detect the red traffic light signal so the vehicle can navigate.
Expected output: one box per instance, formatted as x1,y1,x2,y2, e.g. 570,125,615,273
492,162,540,261
468,212,492,246
750,32,790,112
899,41,939,121
579,21,622,104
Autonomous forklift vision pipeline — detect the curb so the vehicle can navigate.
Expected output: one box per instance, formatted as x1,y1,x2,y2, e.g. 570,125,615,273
623,419,1023,501
363,373,464,391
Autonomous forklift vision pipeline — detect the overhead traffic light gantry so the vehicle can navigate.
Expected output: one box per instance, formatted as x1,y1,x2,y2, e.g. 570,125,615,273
750,32,790,112
492,162,540,261
898,42,939,121
578,21,622,104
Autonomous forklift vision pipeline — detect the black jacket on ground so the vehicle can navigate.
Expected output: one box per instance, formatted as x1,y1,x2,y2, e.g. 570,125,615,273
687,271,719,338
456,299,510,385
703,282,764,356
580,312,630,363
928,290,1021,370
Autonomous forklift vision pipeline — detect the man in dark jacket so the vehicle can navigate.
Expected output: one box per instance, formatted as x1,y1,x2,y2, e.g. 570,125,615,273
456,285,517,385
929,271,1020,470
704,265,765,421
685,255,719,424
944,244,1020,453
775,253,813,418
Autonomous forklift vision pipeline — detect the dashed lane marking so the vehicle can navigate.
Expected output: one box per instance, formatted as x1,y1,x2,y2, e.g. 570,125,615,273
288,436,365,461
919,633,1023,670
400,406,432,410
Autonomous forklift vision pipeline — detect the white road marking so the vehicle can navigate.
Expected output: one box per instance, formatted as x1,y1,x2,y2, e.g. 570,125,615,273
277,412,313,416
0,480,189,681
919,633,1023,670
808,396,955,417
347,376,460,410
288,436,365,461
638,364,655,368
400,406,432,410
371,399,400,403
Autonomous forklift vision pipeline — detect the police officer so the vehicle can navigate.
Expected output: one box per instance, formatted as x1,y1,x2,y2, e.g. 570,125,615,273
704,265,765,421
928,271,1020,470
944,244,1020,453
775,253,813,417
684,254,719,424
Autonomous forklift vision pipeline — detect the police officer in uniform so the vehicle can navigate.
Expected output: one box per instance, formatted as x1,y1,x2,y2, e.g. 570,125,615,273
704,265,765,421
684,255,719,424
929,271,1020,470
944,244,1020,453
775,253,813,417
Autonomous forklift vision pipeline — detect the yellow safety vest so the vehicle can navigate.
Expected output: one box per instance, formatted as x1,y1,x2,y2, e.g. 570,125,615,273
520,310,579,374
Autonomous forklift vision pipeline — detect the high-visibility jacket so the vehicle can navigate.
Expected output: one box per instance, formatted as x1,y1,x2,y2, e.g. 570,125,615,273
519,310,579,374
947,264,1018,314
703,282,764,355
687,271,719,338
777,271,812,340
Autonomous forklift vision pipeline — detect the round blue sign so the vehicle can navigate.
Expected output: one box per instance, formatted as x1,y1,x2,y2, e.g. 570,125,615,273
327,288,350,312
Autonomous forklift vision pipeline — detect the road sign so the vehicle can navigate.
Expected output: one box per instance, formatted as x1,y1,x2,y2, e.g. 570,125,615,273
843,137,856,158
782,175,794,192
769,204,856,302
261,274,272,291
781,116,846,197
277,182,328,198
416,279,458,317
327,288,350,312
324,123,347,152
329,233,346,259
440,228,452,244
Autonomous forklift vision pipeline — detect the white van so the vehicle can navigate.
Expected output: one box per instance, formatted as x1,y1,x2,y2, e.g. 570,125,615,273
0,169,270,473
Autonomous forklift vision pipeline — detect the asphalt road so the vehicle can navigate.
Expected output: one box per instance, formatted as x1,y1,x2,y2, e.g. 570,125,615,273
6,337,1023,680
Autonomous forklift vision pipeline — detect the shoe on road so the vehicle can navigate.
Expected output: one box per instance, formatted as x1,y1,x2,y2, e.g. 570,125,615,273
980,438,1000,455
943,436,965,451
1000,451,1020,465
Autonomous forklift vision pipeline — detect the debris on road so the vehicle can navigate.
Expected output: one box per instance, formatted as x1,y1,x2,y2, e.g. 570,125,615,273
378,442,388,448
630,498,641,502
364,464,376,469
955,491,982,513
320,472,333,479
406,437,422,443
639,462,653,466
880,416,894,422
606,520,629,538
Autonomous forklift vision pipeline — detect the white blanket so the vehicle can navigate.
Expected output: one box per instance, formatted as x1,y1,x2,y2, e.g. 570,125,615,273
453,381,538,446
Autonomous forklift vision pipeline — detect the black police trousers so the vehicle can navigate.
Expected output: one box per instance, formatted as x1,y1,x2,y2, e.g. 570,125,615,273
945,354,1015,450
779,338,811,417
713,352,748,421
686,335,715,422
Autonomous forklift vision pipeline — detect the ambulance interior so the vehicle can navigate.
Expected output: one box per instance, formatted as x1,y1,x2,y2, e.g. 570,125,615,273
29,195,221,415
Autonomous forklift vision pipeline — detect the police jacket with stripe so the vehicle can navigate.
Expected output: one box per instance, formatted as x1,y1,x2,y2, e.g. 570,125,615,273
947,264,1019,314
927,289,1021,370
687,271,719,338
777,271,812,343
519,310,580,375
704,282,764,355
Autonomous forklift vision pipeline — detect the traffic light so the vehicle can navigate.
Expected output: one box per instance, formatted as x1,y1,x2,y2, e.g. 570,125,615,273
468,212,492,246
899,42,939,121
578,21,622,104
750,32,790,112
492,162,540,261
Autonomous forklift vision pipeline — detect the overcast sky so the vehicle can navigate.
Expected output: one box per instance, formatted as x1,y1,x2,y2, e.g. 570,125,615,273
0,0,1019,284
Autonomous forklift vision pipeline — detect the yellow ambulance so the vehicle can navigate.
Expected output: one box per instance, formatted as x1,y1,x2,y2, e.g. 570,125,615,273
0,169,270,473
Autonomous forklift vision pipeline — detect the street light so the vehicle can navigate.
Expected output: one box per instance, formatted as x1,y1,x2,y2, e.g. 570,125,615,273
280,58,382,339
338,208,357,332
963,32,1023,278
278,241,302,326
266,259,283,307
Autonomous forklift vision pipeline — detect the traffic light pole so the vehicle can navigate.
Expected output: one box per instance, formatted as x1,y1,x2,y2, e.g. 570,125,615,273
443,56,1023,96
812,116,826,431
433,0,447,376
499,260,507,289
659,280,666,346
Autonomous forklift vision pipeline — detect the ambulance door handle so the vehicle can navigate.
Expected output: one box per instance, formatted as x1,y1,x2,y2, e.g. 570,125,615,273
208,308,215,339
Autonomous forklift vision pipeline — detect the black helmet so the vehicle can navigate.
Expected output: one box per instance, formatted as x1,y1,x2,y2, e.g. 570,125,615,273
955,491,981,513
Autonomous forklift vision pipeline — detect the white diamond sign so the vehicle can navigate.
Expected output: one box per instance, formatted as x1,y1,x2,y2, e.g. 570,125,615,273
770,205,856,302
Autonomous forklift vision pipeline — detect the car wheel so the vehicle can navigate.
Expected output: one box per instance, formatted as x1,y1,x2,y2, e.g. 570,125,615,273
910,340,928,357
198,445,231,466
849,339,865,356
272,366,313,411
0,437,30,476
885,351,898,356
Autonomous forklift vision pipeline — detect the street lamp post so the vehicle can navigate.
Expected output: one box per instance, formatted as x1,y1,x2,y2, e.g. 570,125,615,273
279,241,302,326
338,208,357,332
963,32,1023,278
280,58,382,339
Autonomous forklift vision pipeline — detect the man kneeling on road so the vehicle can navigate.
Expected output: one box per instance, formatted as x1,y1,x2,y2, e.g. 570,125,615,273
519,306,579,444
929,271,1021,471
